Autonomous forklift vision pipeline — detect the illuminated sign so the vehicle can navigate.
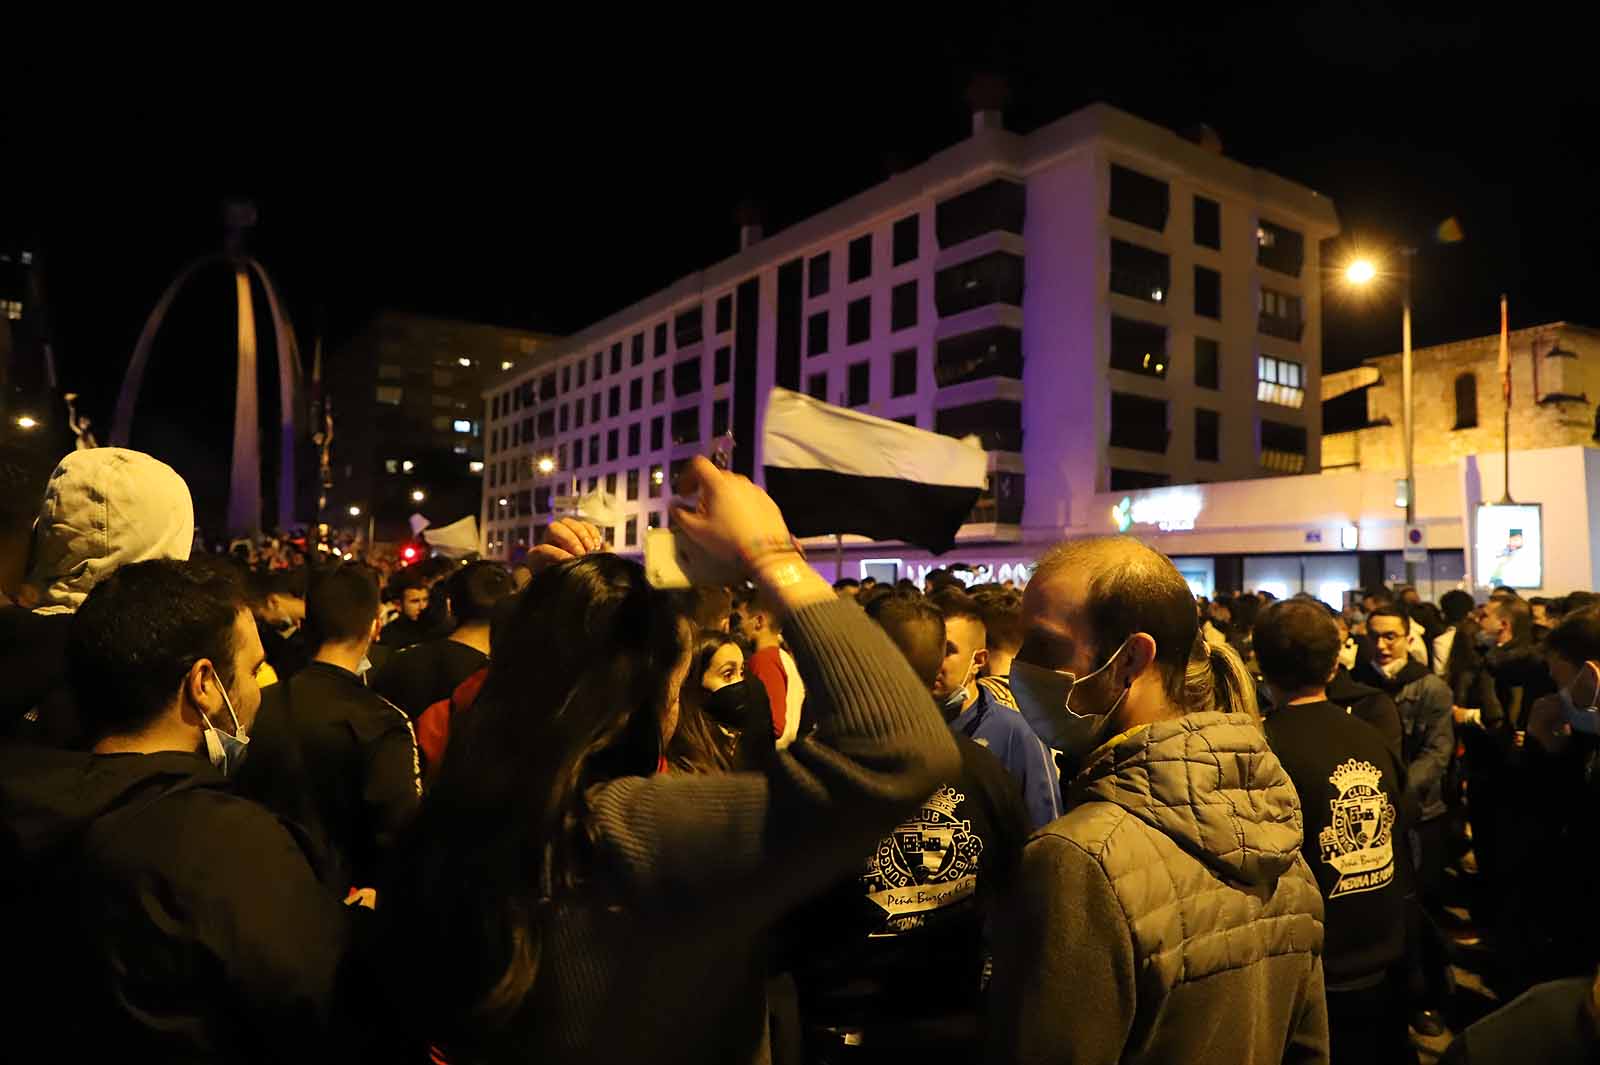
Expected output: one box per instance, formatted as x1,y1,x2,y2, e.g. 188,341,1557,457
1112,488,1204,533
1475,503,1543,589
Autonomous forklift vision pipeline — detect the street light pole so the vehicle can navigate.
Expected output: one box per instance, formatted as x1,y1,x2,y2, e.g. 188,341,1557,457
1401,248,1416,589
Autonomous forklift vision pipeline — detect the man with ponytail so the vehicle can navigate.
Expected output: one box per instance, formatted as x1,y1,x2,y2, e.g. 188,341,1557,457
992,536,1329,1065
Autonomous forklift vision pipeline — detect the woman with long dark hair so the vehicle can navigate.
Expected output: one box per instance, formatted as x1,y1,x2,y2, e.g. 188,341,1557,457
378,458,958,1063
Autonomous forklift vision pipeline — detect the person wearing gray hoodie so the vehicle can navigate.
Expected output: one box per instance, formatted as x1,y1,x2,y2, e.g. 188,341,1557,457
994,537,1328,1065
1,447,195,744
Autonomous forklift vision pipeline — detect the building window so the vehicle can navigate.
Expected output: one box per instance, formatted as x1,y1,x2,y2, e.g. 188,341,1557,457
809,252,831,297
891,280,918,332
848,234,872,282
895,414,918,428
588,475,599,493
712,398,730,438
676,309,704,349
610,343,623,375
534,486,551,514
647,510,662,530
936,179,1026,248
627,468,640,501
1109,163,1169,231
847,361,870,407
557,443,568,469
652,369,665,404
1110,468,1172,491
1257,355,1305,409
629,378,642,411
847,297,871,345
433,369,455,387
575,400,585,429
561,366,571,393
1109,316,1168,379
376,385,403,405
632,333,645,365
716,294,733,334
1109,392,1169,453
1194,195,1221,250
714,346,731,385
1260,418,1308,473
385,459,399,474
593,351,603,379
650,417,664,451
379,363,405,380
935,400,1023,451
671,407,700,445
1194,266,1221,319
673,357,702,397
808,372,827,401
807,311,829,356
607,429,619,461
654,322,669,357
972,471,1026,525
1109,240,1168,304
536,411,554,438
1258,287,1304,341
433,414,453,432
1195,337,1220,390
892,348,918,397
625,516,638,547
1454,373,1479,429
572,439,583,469
577,361,587,387
627,422,641,456
540,373,557,401
1257,220,1305,277
606,472,618,496
608,386,621,418
589,433,599,462
1196,408,1220,462
892,214,919,266
649,464,664,498
937,253,1025,318
492,395,501,419
935,326,1023,387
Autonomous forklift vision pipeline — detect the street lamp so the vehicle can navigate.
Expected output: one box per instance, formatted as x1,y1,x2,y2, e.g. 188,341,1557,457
411,489,427,503
536,455,556,476
348,505,362,518
1344,249,1419,586
14,414,38,430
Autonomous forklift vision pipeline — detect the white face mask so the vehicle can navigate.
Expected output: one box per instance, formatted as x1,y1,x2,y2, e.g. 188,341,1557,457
941,652,981,713
1010,639,1131,768
201,671,250,776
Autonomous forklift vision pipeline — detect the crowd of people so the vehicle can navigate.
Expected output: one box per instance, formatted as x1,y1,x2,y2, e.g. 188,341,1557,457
3,443,1600,1064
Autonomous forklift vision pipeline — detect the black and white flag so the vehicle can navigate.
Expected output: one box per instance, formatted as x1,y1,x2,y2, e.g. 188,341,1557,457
761,388,987,554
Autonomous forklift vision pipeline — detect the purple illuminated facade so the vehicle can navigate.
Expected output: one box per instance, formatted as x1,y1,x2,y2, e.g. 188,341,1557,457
482,102,1339,578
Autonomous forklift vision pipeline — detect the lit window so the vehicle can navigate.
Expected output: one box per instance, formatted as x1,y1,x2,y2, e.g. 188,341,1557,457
470,460,485,473
501,360,513,371
402,460,415,473
385,459,399,474
453,419,472,433
375,385,403,405
458,357,473,367
1257,355,1306,409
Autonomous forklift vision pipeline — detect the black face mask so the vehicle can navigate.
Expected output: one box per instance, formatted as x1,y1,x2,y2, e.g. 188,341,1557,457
705,680,755,729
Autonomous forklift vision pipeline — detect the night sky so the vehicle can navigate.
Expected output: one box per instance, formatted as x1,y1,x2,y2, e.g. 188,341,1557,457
5,11,1596,439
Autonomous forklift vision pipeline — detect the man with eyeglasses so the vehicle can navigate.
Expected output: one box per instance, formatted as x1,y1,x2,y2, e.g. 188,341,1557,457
1361,602,1454,1044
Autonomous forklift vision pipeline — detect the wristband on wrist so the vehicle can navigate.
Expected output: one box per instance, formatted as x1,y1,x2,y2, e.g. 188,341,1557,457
751,556,809,591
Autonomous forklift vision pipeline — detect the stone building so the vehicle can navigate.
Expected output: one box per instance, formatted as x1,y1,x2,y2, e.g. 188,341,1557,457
1323,322,1600,473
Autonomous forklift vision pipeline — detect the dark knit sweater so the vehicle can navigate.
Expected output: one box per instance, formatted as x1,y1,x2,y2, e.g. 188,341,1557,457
470,597,961,1064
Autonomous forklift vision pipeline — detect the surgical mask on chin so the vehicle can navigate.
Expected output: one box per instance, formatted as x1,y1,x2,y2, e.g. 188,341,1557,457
201,674,250,775
1009,640,1131,770
941,653,980,714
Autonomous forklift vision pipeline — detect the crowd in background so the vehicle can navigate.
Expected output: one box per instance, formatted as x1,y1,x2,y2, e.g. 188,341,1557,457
4,444,1600,1065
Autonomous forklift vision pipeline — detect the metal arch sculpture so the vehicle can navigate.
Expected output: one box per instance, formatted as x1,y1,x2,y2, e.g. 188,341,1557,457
110,254,303,536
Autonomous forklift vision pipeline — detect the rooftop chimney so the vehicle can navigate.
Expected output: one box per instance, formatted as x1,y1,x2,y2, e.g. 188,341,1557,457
735,201,764,251
966,73,1009,136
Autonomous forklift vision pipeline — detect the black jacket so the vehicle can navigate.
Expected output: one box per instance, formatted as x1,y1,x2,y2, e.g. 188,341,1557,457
1484,638,1556,731
784,732,1028,1050
370,638,488,720
0,743,352,1063
1264,700,1408,987
234,661,421,890
1325,667,1405,771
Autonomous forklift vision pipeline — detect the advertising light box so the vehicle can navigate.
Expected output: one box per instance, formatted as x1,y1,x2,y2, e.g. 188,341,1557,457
1475,503,1543,590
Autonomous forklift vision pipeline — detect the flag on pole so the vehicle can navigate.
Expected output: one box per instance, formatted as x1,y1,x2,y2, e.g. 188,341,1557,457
1499,294,1510,402
761,388,988,554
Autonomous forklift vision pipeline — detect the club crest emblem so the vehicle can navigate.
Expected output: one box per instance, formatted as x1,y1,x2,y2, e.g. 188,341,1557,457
862,786,984,932
1318,759,1396,898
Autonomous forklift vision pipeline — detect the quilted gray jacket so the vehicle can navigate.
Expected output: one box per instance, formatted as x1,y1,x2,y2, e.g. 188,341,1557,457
990,711,1329,1065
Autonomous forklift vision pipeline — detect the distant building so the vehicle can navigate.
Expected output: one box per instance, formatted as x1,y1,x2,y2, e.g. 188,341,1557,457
481,99,1339,561
325,311,555,541
1323,322,1600,472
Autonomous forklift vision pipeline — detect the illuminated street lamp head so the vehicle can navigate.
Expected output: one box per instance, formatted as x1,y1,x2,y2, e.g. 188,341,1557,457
1345,258,1378,286
348,505,362,517
14,414,38,430
411,489,426,503
536,455,556,475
